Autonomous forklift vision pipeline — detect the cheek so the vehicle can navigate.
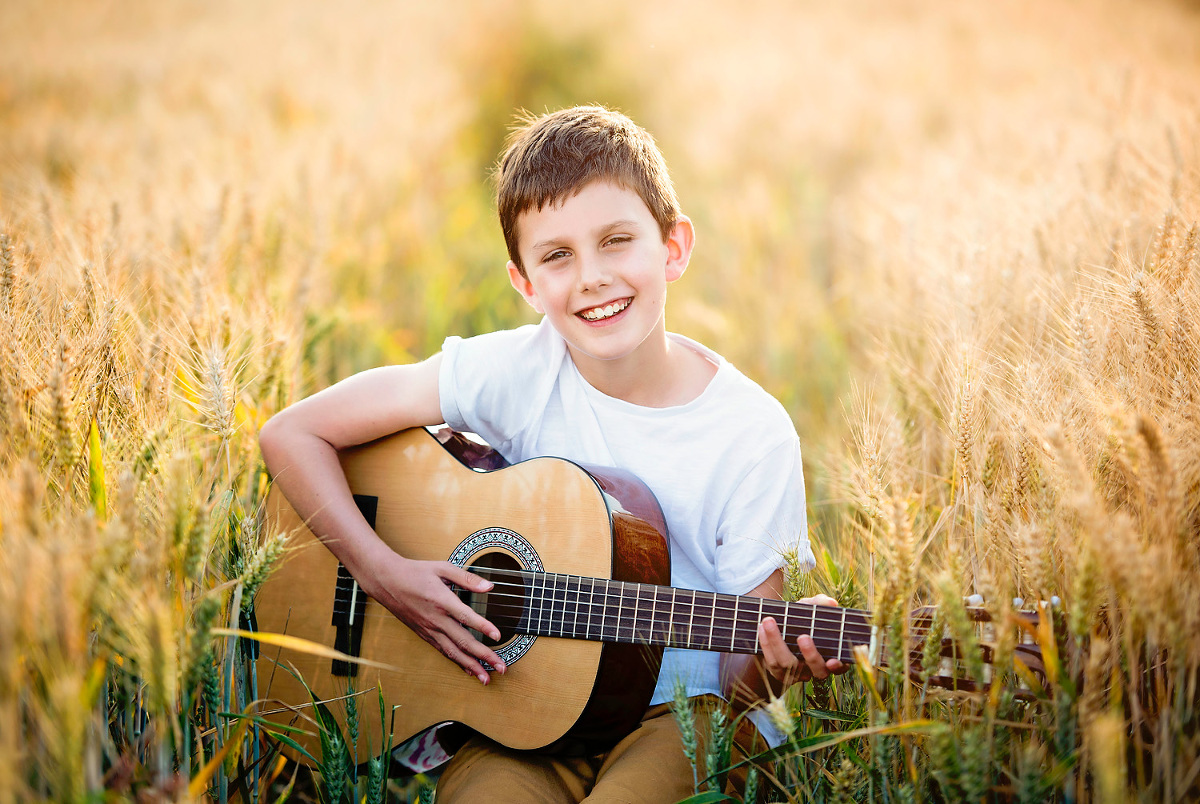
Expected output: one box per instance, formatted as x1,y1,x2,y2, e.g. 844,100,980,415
531,276,571,312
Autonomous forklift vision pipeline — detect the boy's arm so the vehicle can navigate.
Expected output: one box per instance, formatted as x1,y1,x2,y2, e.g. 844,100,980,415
258,355,506,684
720,569,845,710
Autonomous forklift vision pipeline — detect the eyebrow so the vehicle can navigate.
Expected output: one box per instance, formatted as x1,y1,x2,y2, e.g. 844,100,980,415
530,219,642,253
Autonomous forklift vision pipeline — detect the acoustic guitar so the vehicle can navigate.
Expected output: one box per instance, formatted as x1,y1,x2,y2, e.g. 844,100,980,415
251,427,1041,759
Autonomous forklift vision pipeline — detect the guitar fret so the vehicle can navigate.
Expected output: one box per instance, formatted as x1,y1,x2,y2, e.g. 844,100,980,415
540,573,551,635
569,575,580,638
641,586,654,644
587,576,598,640
647,584,659,643
597,578,606,640
531,572,542,634
724,597,734,652
529,572,539,633
574,576,586,639
630,581,640,642
688,590,697,649
565,575,577,638
556,574,567,638
609,579,620,641
649,586,661,644
620,582,631,641
754,597,764,653
619,583,628,638
555,573,565,638
838,606,848,662
683,589,693,647
700,592,710,652
672,585,681,648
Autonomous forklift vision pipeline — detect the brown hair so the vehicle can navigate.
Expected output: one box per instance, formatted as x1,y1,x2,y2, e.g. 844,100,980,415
495,106,681,276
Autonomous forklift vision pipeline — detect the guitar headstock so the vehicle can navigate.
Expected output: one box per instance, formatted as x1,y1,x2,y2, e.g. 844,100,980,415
895,605,1047,697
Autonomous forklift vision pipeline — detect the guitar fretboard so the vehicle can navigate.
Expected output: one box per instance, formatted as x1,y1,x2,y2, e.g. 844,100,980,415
470,568,875,665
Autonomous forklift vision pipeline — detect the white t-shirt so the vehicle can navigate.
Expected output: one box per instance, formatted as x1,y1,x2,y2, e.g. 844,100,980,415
439,319,814,735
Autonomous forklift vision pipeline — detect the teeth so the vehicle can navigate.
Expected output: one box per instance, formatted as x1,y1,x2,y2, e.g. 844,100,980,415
581,299,629,321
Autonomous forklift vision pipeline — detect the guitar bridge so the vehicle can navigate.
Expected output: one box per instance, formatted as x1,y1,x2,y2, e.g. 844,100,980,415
330,494,378,677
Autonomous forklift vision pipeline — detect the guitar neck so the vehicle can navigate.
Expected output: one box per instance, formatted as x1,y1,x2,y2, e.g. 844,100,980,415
473,568,875,665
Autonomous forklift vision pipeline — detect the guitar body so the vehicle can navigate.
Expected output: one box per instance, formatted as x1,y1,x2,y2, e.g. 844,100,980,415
253,427,671,757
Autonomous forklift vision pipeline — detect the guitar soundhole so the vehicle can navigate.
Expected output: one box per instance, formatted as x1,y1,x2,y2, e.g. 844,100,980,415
463,551,526,648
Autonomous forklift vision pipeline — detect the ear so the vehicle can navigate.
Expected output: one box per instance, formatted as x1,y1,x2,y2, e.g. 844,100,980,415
507,260,544,314
664,215,695,283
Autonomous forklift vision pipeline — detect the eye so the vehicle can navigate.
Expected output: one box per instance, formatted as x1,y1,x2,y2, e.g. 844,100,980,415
542,249,570,263
604,235,632,247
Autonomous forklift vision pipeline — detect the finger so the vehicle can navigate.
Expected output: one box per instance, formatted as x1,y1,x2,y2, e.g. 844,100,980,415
442,563,495,593
435,566,503,642
759,618,798,682
451,601,502,643
795,634,832,681
801,593,839,608
449,620,507,674
437,627,506,683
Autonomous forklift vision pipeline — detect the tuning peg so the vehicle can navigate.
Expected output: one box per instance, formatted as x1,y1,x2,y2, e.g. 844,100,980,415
965,594,984,606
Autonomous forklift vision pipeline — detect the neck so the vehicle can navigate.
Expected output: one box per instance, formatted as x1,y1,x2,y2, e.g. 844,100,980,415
474,567,877,665
569,330,715,408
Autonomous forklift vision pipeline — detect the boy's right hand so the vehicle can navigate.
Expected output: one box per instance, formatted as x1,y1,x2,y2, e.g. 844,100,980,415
260,355,506,683
358,551,507,684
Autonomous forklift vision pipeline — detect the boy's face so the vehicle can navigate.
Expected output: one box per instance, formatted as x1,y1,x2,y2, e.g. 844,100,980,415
507,181,694,373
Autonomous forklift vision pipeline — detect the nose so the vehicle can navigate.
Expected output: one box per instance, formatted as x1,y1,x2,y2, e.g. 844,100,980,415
576,252,611,292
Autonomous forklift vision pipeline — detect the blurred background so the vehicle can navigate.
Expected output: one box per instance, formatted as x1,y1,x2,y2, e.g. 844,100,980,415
2,0,1196,460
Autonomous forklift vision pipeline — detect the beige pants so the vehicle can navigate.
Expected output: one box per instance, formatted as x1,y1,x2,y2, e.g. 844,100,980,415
435,697,765,804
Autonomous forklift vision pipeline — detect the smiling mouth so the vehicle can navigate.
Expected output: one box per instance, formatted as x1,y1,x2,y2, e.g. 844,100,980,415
578,298,631,322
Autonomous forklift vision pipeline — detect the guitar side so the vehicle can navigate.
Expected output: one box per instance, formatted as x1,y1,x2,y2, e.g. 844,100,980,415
252,427,670,757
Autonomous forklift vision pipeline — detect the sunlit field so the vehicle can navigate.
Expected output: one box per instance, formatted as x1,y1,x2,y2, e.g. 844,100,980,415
2,0,1199,800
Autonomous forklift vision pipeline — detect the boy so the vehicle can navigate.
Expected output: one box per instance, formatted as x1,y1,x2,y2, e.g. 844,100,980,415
258,106,844,802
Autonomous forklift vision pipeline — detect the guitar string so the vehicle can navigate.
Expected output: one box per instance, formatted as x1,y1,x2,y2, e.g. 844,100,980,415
329,575,879,642
328,576,879,648
326,590,960,666
330,571,947,646
330,570,881,642
324,595,939,668
326,586,969,668
320,601,947,669
329,568,880,637
466,572,877,642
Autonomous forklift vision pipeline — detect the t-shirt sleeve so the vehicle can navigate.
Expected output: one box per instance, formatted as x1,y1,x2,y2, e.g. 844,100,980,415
438,321,564,455
713,436,814,595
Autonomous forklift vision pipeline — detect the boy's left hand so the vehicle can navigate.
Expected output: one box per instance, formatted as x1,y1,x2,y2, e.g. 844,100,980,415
758,594,849,684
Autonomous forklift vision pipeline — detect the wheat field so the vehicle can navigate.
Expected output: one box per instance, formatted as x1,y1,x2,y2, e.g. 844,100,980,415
1,0,1198,801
